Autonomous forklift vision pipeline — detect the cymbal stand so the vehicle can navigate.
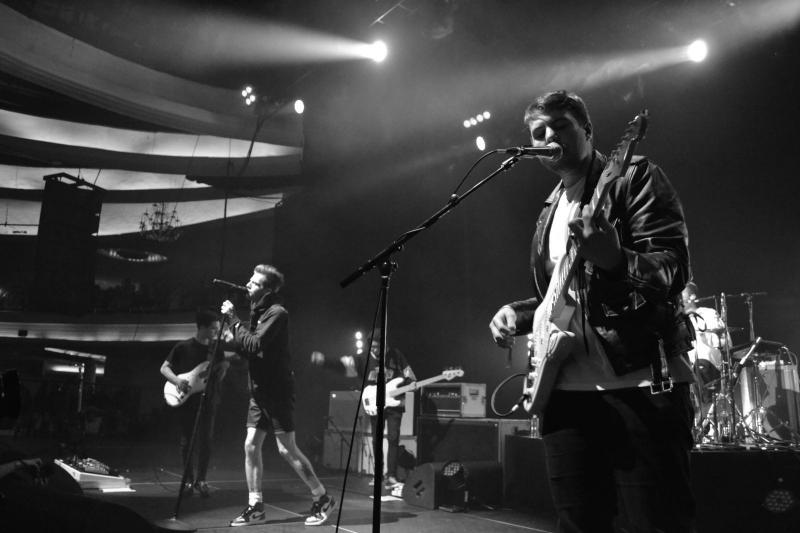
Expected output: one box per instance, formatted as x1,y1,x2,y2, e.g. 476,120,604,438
708,292,738,444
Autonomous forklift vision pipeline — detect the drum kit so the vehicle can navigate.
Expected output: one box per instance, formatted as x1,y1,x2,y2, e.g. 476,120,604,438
689,291,800,448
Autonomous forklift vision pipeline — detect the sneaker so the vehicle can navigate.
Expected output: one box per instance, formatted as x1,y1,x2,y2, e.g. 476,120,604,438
384,476,401,489
304,493,336,526
230,503,266,527
195,480,210,498
182,481,194,496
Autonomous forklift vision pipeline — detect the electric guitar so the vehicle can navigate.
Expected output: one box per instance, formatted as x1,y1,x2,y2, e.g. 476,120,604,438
362,368,464,416
522,111,649,415
163,360,211,407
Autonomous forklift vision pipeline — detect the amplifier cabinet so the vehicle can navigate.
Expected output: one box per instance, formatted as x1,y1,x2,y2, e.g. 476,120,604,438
417,416,529,464
419,382,486,418
322,430,417,476
328,390,415,436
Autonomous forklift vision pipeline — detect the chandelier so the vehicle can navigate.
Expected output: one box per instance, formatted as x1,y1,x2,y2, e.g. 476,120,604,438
139,202,181,242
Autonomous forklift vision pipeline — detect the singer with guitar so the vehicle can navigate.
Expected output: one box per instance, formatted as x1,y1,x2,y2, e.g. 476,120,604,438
489,91,696,532
160,307,230,498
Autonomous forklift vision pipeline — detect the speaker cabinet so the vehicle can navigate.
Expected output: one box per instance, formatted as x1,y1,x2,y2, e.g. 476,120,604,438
32,174,104,314
503,435,555,513
417,416,528,464
401,460,502,509
322,429,416,477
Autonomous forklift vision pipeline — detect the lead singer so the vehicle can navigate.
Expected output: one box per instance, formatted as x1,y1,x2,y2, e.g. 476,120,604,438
222,264,335,527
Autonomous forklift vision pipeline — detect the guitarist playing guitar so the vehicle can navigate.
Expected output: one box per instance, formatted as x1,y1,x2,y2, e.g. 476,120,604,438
312,329,415,491
489,91,695,531
160,308,230,497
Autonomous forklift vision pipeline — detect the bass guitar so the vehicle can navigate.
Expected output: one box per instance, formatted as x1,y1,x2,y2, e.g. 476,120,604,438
362,368,464,416
163,360,211,407
522,111,649,415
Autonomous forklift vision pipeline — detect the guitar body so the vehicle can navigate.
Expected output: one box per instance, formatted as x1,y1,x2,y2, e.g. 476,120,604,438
163,361,210,407
363,377,404,416
523,254,578,415
520,111,649,416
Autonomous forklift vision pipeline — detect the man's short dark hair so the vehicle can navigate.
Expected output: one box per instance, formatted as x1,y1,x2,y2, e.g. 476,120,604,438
196,307,220,328
523,90,593,133
254,264,285,293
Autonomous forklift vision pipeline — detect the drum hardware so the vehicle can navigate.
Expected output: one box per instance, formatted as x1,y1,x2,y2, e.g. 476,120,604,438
691,290,800,449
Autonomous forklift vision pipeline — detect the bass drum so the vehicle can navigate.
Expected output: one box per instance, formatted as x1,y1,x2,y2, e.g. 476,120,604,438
736,359,800,441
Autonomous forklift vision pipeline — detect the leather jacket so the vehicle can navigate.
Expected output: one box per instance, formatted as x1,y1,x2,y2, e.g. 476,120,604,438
508,152,694,375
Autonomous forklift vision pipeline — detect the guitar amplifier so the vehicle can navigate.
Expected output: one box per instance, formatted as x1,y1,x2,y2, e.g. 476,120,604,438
419,383,486,418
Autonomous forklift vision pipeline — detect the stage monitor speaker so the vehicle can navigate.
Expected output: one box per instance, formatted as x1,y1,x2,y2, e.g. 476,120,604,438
503,435,555,513
692,449,800,533
32,174,104,315
417,416,528,464
401,460,502,510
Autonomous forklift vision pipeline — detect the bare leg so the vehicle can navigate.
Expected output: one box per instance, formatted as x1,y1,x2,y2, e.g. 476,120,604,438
244,427,267,492
275,431,324,494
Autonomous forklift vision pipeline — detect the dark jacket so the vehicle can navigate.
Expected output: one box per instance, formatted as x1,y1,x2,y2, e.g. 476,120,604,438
508,153,694,375
232,293,295,401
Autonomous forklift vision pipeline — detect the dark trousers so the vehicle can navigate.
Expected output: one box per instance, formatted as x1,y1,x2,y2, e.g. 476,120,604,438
541,385,696,533
178,395,217,483
370,408,403,478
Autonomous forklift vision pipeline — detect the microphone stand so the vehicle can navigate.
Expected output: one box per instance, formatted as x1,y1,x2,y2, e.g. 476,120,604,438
340,155,523,532
156,316,228,532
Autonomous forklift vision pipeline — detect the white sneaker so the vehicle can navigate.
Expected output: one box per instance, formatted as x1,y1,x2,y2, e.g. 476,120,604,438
305,493,336,526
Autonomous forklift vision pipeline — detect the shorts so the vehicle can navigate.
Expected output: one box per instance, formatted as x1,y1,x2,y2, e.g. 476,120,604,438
246,392,295,434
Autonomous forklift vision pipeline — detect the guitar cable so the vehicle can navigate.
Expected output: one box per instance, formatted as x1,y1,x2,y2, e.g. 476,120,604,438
490,372,529,417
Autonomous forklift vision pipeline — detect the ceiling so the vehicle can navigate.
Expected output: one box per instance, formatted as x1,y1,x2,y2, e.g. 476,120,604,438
0,0,798,241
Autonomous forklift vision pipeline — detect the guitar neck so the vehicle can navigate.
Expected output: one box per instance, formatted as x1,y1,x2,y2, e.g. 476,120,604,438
393,374,449,396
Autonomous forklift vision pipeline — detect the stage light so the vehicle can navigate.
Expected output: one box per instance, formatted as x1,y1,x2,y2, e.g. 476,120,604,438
469,117,477,126
687,39,708,62
294,99,305,114
475,136,486,151
439,461,468,512
369,40,388,63
463,120,471,128
482,111,491,119
476,115,484,123
355,330,363,354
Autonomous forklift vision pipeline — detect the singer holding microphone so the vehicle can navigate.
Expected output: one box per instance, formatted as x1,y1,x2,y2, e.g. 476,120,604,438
488,91,696,532
220,264,335,527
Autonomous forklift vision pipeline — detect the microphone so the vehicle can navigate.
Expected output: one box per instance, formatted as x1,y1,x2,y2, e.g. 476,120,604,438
501,143,562,159
212,278,247,292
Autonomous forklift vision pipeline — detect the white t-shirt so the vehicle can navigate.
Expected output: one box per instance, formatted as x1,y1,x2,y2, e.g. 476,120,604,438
686,306,726,369
545,178,694,390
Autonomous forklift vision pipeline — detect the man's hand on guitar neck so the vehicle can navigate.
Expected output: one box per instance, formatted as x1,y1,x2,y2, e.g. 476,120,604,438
490,306,517,348
567,204,625,273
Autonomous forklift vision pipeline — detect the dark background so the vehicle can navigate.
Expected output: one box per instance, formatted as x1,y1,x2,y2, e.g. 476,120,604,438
1,0,798,458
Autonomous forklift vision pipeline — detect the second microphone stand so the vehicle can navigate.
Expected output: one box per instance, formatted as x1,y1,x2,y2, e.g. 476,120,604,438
340,154,524,533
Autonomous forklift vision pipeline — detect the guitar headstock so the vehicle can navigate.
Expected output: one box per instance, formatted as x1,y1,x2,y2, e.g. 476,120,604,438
442,367,464,381
602,110,648,182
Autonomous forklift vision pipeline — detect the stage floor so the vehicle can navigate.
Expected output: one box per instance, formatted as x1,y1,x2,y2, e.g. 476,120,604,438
91,466,558,532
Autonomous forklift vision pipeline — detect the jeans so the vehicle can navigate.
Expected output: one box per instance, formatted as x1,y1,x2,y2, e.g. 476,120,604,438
541,385,696,533
370,407,403,478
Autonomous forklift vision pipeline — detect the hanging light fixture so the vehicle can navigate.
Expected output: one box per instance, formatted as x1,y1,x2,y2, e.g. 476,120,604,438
138,201,181,242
